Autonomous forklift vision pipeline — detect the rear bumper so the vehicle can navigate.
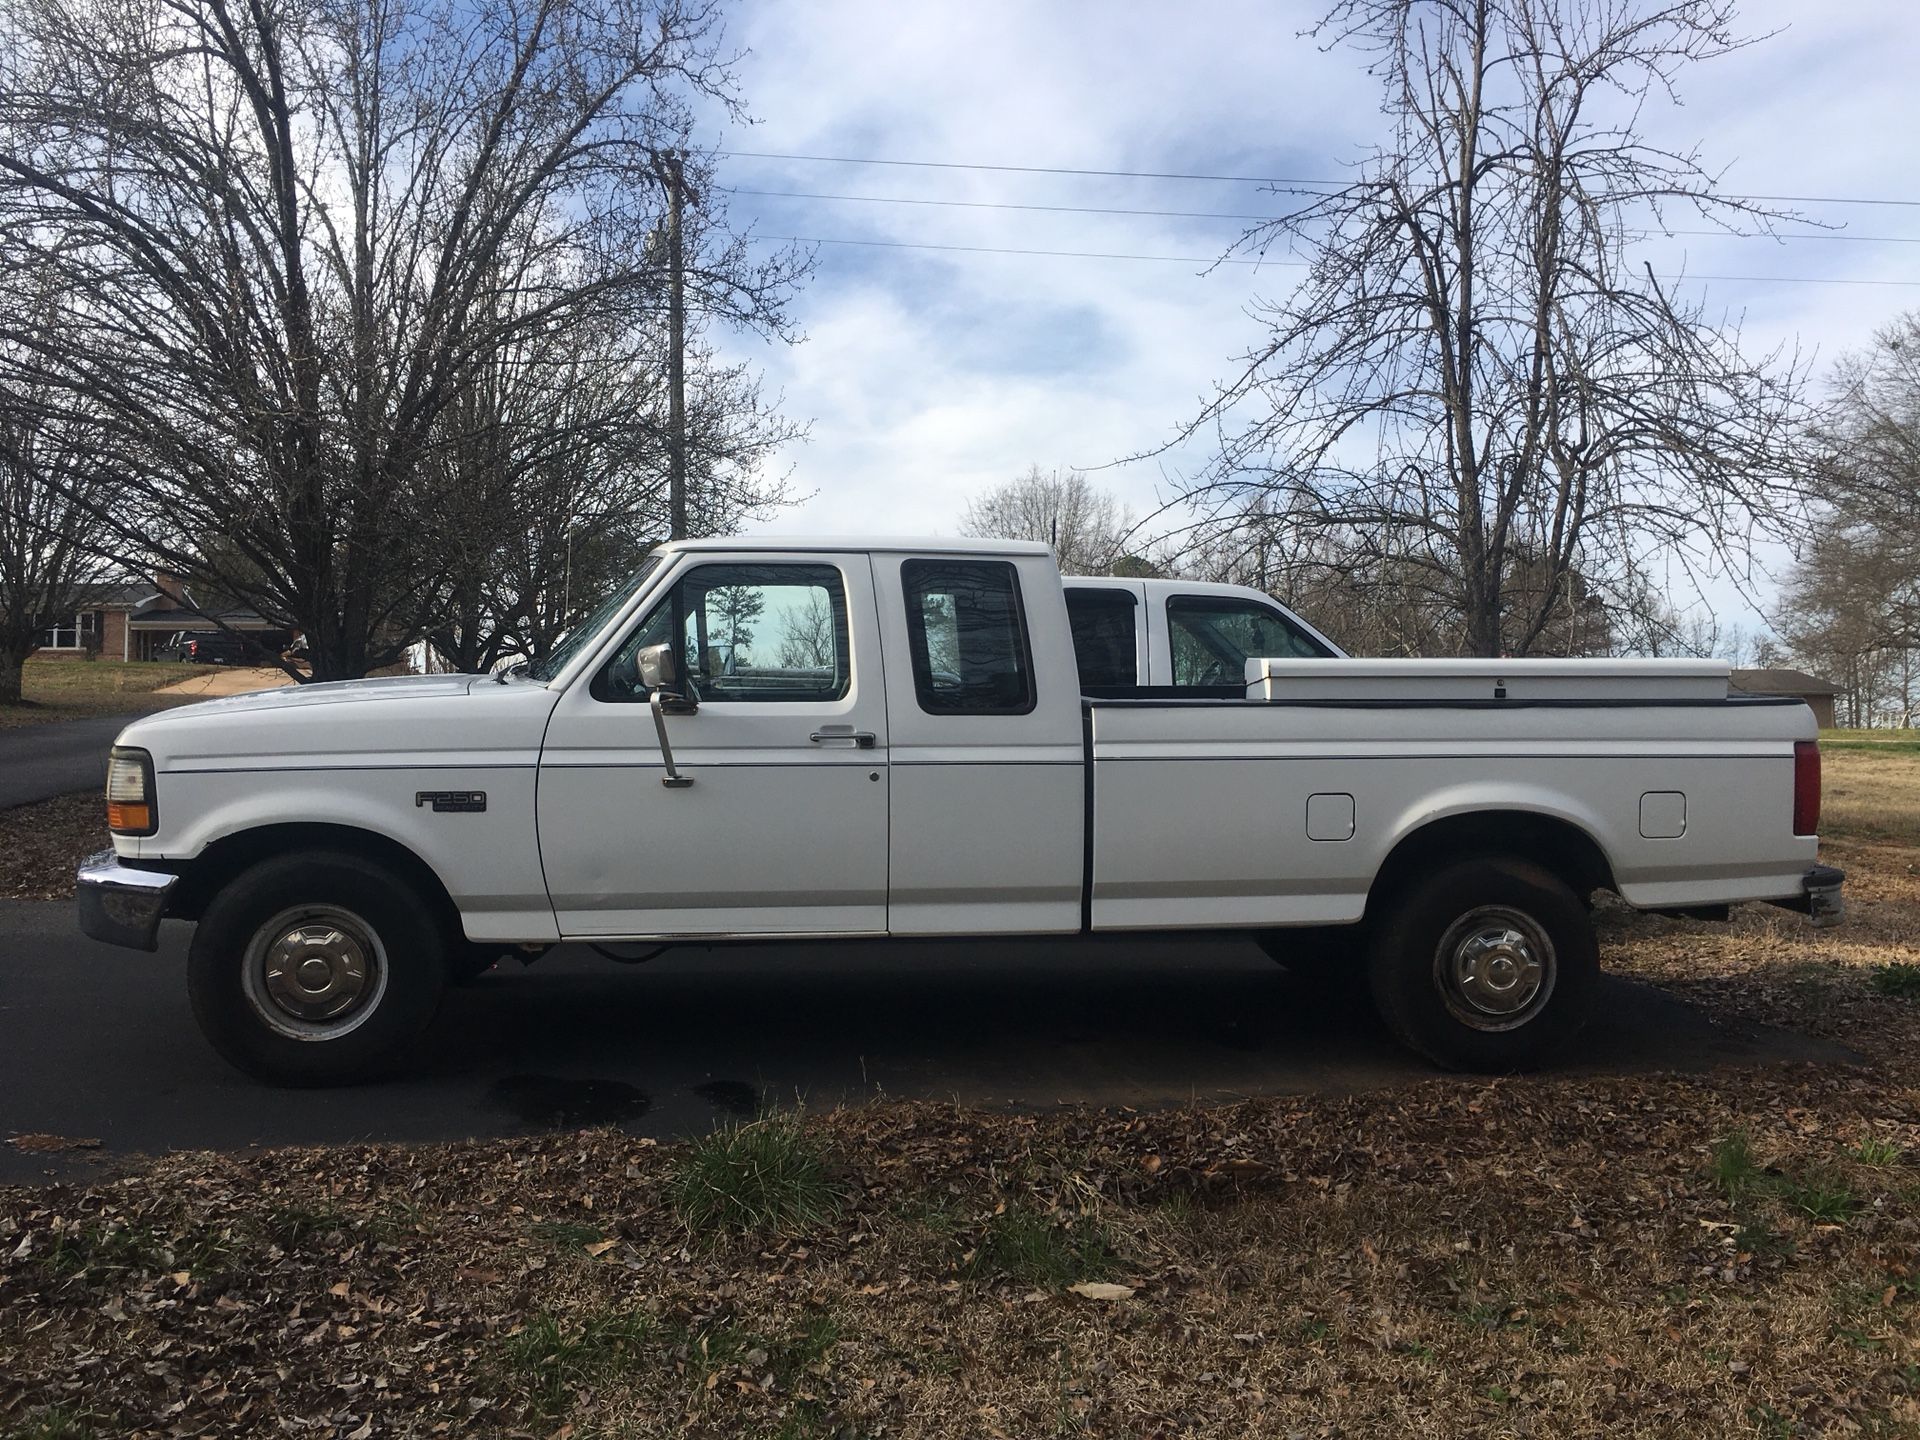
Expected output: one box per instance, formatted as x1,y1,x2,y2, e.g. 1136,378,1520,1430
76,850,179,952
1766,864,1846,929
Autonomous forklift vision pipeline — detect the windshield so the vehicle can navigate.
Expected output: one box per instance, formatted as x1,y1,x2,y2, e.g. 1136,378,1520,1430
525,553,664,683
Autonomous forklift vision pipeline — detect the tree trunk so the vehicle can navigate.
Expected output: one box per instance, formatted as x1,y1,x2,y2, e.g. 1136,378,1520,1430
0,645,27,706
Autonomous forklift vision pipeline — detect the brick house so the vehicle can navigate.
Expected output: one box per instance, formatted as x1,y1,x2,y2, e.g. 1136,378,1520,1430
35,573,290,662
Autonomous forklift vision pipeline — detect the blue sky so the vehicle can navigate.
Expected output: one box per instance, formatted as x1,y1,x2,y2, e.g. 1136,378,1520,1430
699,0,1920,643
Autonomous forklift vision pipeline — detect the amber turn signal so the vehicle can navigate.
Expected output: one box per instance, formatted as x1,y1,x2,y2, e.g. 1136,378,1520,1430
106,800,152,833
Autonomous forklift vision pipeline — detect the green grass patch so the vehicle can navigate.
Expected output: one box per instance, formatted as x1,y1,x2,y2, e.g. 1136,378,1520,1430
529,1219,605,1252
1870,963,1920,1000
1710,1131,1764,1202
672,1312,841,1384
964,1207,1118,1288
501,1309,654,1420
40,1217,240,1279
262,1203,353,1250
668,1114,841,1238
1820,729,1920,753
1777,1168,1860,1224
3,1405,115,1440
1852,1137,1905,1168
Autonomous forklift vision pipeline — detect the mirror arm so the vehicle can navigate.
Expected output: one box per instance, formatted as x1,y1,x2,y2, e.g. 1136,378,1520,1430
649,690,694,788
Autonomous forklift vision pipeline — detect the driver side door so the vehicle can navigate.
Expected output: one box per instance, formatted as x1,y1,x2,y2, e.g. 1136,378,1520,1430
536,553,890,937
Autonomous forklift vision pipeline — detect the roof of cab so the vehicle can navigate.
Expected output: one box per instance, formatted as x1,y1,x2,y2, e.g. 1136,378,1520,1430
656,535,1054,557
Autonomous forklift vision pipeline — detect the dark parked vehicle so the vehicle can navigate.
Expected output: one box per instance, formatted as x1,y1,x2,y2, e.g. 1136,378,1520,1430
164,630,291,665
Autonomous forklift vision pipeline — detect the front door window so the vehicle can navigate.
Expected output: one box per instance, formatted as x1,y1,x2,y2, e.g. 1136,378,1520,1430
595,563,851,704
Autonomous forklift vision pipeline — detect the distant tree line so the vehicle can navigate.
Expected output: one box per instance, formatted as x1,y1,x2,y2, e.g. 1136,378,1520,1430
0,0,804,697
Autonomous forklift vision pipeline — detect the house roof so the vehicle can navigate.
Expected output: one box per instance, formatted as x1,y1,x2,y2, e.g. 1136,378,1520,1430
70,580,155,610
1729,667,1843,697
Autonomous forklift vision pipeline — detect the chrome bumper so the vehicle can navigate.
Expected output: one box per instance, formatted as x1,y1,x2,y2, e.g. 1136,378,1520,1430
76,850,179,952
1767,863,1846,929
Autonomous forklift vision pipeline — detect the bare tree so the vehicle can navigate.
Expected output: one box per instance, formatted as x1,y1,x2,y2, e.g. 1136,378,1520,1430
1159,0,1805,657
0,0,806,680
960,466,1133,575
420,307,797,673
0,270,114,705
1767,311,1920,726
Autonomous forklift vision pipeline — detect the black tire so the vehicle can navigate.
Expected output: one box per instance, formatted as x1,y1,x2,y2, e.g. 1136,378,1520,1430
188,851,449,1085
1366,855,1597,1072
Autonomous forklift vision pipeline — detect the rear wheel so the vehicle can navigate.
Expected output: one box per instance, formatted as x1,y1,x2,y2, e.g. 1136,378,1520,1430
188,851,449,1085
1366,855,1597,1071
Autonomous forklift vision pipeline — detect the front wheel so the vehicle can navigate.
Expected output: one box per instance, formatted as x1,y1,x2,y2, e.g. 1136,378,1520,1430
1366,855,1597,1071
188,851,449,1085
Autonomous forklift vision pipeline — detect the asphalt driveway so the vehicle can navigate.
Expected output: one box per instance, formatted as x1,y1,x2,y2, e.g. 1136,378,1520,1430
0,713,141,808
0,899,1858,1183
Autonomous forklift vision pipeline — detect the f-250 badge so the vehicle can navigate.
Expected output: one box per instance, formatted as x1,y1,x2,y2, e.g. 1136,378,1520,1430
415,791,486,813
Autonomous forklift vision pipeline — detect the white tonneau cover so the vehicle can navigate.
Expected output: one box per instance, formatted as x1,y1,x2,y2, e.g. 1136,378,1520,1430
1246,657,1733,703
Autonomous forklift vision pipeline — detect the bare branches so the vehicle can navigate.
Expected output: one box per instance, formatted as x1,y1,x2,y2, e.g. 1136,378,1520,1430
0,264,118,701
1162,0,1807,656
1777,310,1920,725
959,467,1137,576
0,0,808,678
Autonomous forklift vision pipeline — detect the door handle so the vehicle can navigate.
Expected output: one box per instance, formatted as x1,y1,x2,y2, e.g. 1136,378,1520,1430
809,730,876,748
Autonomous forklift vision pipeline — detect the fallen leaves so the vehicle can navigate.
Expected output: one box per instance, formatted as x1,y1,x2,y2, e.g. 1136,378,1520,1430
6,1133,102,1153
1066,1281,1136,1301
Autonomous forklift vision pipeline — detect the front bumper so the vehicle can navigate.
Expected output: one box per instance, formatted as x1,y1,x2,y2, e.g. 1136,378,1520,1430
1766,863,1846,929
76,850,179,952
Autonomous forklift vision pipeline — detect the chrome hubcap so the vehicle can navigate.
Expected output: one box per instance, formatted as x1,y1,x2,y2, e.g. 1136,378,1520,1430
1435,906,1555,1031
265,924,372,1020
243,905,388,1040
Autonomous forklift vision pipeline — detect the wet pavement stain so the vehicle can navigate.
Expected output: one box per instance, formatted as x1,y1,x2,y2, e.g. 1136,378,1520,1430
487,1074,651,1128
690,1080,761,1117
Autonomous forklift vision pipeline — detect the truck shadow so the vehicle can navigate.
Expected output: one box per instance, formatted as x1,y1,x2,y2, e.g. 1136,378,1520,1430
419,934,1861,1125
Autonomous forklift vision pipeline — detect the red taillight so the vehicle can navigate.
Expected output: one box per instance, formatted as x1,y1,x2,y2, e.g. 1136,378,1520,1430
1793,740,1821,837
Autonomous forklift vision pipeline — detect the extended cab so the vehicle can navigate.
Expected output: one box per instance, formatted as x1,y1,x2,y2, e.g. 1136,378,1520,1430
79,537,1843,1084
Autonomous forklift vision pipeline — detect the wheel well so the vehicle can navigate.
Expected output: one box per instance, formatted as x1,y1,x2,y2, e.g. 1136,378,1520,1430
166,823,462,937
1366,810,1616,918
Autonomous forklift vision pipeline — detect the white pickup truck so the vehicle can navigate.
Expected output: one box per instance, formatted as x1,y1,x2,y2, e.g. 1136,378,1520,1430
79,537,1842,1085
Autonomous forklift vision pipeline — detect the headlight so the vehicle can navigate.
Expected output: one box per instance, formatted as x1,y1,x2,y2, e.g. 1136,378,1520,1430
106,746,158,836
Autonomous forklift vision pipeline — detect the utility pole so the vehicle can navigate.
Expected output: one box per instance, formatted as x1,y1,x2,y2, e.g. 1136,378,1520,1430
656,149,697,541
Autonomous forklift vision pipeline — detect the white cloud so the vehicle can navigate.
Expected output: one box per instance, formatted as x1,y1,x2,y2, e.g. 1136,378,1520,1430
702,0,1920,635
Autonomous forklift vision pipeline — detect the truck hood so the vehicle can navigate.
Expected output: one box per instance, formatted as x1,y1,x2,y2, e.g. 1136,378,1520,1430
136,672,482,721
117,672,560,771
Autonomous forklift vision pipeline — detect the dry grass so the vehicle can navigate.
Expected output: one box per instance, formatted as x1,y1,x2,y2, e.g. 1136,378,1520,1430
1822,733,1920,847
2,745,1917,1438
0,659,219,729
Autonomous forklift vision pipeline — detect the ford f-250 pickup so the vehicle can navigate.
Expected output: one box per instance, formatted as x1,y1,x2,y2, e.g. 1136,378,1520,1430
78,537,1843,1085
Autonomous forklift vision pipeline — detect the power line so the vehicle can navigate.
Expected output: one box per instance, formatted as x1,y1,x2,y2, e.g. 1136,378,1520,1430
758,234,1296,267
719,149,1920,210
721,150,1340,188
757,233,1920,285
725,185,1920,244
722,186,1283,224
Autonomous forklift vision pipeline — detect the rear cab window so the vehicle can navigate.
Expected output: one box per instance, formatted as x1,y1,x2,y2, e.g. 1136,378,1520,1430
1167,596,1332,689
901,559,1036,715
1064,587,1139,689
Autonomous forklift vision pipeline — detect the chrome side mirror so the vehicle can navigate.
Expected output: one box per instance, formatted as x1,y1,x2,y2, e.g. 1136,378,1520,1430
636,642,695,788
